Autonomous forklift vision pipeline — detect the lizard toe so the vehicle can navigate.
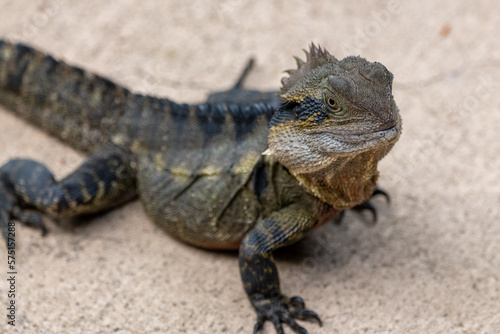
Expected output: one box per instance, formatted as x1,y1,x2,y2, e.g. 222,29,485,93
11,206,47,235
290,309,323,327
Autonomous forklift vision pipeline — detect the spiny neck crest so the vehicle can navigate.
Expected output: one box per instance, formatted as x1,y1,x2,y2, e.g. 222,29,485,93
280,43,338,101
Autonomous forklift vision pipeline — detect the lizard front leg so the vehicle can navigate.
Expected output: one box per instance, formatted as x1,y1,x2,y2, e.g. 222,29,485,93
0,144,136,242
239,201,332,334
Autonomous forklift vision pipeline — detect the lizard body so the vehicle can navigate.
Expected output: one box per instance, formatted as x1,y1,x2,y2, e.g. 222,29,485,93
0,40,401,333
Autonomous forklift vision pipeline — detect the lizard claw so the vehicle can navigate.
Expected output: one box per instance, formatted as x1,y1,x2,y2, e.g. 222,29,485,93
352,201,378,223
251,293,322,334
351,187,390,224
334,188,390,225
290,308,322,327
372,188,390,203
254,313,265,334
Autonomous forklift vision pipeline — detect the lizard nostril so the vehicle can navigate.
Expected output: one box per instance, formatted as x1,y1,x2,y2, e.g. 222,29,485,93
359,63,393,87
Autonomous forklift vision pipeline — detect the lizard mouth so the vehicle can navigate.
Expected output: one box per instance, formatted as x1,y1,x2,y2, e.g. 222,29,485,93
312,121,399,142
340,124,400,144
310,123,401,155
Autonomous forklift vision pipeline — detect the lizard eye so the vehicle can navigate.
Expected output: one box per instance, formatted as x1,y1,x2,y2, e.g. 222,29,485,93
324,92,344,115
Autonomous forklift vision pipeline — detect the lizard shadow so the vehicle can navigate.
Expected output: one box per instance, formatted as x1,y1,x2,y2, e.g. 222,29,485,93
274,211,381,268
46,202,394,277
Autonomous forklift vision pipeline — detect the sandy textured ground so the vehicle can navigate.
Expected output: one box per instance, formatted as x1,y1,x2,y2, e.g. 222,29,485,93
0,1,499,333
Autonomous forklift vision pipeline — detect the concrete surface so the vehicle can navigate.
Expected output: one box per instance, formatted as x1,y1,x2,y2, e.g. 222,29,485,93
0,1,499,333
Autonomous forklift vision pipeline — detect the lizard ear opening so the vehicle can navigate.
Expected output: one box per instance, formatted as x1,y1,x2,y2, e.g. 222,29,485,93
269,101,298,127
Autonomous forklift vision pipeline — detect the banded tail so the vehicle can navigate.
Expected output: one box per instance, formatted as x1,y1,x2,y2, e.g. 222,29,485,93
0,40,131,152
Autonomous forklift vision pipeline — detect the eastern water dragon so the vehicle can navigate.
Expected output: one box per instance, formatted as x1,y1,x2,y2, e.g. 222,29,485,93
0,40,401,333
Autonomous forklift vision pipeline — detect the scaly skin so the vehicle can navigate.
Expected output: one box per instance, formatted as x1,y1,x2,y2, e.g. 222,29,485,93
0,40,401,333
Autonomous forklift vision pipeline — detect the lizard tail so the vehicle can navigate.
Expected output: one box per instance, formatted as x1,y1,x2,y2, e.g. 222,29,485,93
0,40,131,153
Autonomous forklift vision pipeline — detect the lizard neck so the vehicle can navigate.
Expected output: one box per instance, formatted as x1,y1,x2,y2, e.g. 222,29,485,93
293,152,377,210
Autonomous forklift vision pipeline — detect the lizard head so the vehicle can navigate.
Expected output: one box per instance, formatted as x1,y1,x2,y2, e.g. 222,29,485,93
266,44,402,209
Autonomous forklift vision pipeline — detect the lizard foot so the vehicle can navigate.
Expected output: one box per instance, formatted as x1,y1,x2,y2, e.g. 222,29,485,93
0,180,47,244
333,188,390,225
351,188,390,224
251,293,322,334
